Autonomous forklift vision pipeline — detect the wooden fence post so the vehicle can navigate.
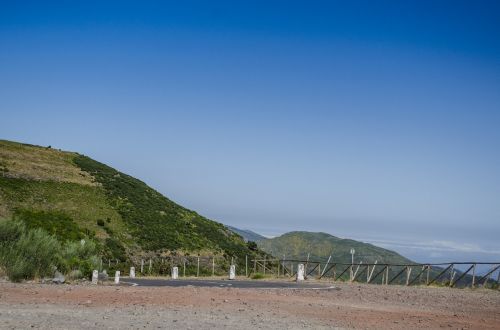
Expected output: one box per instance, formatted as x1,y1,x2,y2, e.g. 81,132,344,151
263,256,266,275
406,266,412,286
183,259,186,277
426,265,431,285
212,257,215,277
140,259,144,274
283,255,286,276
254,258,257,274
386,266,390,285
245,255,248,277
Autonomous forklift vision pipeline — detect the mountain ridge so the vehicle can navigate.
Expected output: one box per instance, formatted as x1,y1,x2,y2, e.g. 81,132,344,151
257,230,415,265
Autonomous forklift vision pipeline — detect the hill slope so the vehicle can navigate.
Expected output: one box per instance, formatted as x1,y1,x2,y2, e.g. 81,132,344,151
258,231,414,265
0,140,259,263
227,226,266,242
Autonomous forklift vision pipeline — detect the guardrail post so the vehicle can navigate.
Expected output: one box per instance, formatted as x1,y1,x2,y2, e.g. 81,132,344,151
114,271,120,284
471,264,476,288
197,257,200,277
449,264,454,286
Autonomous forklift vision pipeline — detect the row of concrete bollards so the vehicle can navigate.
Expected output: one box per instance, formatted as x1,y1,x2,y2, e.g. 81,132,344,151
91,263,305,284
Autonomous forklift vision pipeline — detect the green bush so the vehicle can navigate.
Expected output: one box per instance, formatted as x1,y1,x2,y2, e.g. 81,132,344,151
96,219,105,227
0,221,61,282
59,239,99,278
251,273,265,280
0,219,100,282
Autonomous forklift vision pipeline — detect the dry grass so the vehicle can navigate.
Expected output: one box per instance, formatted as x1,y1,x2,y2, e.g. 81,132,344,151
0,140,95,186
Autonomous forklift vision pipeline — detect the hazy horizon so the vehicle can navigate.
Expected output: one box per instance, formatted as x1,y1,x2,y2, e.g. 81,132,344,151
1,1,499,264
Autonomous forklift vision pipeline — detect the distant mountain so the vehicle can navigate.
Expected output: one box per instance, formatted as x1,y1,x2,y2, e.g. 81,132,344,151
0,139,263,265
227,226,266,242
257,231,414,265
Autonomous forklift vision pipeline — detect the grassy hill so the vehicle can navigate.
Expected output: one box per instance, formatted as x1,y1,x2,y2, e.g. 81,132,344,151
258,231,414,265
0,139,261,264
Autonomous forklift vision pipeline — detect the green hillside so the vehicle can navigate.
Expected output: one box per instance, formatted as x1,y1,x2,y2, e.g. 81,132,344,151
227,226,266,242
0,139,261,264
258,231,414,265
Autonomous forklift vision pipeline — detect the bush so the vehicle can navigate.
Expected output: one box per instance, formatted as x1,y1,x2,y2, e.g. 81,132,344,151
251,273,265,280
0,219,100,282
59,239,99,278
97,219,105,227
0,221,61,282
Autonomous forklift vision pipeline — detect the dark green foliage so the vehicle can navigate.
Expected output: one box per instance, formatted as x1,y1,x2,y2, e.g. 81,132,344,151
97,219,105,227
247,241,258,251
104,237,127,262
13,209,84,242
73,155,257,262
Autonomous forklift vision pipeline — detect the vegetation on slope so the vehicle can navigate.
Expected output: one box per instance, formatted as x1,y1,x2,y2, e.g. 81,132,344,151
73,155,254,260
227,226,266,242
0,140,263,269
258,231,414,265
0,219,99,282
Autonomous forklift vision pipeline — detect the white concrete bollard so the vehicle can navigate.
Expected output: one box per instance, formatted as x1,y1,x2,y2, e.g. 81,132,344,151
92,270,99,284
296,264,305,281
130,267,135,278
171,267,178,279
114,271,120,284
229,265,236,280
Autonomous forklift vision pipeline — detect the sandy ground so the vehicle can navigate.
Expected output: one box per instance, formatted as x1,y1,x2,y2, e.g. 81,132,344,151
0,279,499,329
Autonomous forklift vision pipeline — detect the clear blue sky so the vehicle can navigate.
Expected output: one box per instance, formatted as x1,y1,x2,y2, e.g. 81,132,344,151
1,1,499,263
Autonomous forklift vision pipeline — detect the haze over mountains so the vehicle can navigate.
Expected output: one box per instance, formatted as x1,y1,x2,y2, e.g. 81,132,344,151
0,139,425,268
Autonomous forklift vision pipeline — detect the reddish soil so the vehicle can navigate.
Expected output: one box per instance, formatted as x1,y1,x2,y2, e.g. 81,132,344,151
0,280,499,329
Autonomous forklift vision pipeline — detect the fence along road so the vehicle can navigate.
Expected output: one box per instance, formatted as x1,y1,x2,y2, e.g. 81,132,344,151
101,255,500,289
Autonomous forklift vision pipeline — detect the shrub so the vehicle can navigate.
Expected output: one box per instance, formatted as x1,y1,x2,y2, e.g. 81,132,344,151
247,241,258,251
0,223,61,282
97,219,105,227
59,239,99,278
0,219,101,282
251,273,265,280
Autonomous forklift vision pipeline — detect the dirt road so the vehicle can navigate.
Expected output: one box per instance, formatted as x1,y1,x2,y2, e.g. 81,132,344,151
0,280,499,329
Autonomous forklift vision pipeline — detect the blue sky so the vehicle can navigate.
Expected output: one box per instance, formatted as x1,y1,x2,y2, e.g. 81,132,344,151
1,1,499,263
